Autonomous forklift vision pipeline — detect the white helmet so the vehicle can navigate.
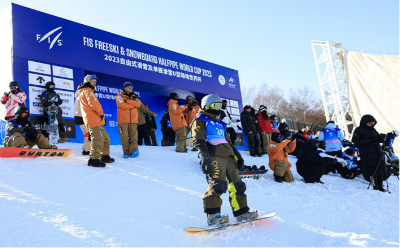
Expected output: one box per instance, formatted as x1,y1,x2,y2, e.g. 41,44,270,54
201,94,222,110
392,130,399,137
281,118,287,123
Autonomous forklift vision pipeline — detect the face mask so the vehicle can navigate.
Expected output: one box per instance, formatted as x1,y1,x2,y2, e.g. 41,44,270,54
17,116,29,126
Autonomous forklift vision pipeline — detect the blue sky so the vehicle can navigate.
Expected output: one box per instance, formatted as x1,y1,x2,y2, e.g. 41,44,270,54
1,0,398,98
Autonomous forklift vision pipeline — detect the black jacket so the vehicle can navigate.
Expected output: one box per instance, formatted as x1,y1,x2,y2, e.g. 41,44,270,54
352,115,384,168
240,110,257,134
279,123,288,137
296,140,336,177
145,113,157,130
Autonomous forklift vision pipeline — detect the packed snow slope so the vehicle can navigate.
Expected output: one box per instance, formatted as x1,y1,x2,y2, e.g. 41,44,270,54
0,143,399,247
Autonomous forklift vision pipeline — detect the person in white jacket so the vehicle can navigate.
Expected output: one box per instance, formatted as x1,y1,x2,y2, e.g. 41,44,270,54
220,99,240,144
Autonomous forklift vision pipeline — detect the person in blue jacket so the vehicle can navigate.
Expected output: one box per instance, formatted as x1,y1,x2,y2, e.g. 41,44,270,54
337,148,362,179
319,121,344,158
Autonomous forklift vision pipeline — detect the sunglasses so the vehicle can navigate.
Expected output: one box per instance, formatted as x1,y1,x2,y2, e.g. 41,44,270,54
210,102,222,110
126,86,133,89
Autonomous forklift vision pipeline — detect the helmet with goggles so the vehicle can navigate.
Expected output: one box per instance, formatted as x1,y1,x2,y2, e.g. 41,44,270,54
201,94,222,110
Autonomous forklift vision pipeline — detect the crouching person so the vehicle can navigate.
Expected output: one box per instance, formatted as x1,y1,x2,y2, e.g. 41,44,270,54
267,132,296,183
192,94,258,226
296,139,337,184
3,106,57,149
337,148,362,179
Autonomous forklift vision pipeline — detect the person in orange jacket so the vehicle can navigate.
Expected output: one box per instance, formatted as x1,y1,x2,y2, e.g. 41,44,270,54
116,82,142,158
78,74,114,167
267,132,297,182
168,92,189,153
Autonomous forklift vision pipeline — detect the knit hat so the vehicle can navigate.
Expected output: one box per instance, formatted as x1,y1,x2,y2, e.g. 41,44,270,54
243,105,251,111
327,121,335,125
123,82,133,88
222,99,228,103
170,92,178,99
259,105,267,112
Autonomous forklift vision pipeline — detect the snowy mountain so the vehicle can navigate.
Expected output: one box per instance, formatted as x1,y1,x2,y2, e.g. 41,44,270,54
0,143,398,247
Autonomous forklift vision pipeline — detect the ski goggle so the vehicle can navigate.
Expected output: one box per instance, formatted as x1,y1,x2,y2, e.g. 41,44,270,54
49,85,55,89
20,113,29,118
209,102,222,110
10,86,18,90
126,86,133,89
368,121,376,126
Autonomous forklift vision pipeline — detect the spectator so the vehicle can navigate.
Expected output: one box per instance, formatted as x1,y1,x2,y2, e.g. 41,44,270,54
257,105,273,154
160,110,175,146
278,118,289,138
221,99,240,144
318,121,344,158
74,83,91,155
352,114,390,191
144,104,158,146
137,102,157,146
240,105,260,157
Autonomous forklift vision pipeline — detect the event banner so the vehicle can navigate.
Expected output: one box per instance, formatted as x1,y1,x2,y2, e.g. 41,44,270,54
11,4,242,100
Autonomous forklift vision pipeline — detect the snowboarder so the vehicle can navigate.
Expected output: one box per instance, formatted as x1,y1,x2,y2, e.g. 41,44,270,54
1,81,27,120
3,106,57,149
267,132,296,182
77,74,114,167
192,94,258,226
39,81,68,143
116,82,141,158
352,114,390,191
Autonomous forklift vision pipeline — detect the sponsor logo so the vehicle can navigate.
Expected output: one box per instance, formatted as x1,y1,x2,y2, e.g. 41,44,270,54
33,102,43,107
36,64,44,72
36,27,63,49
228,77,236,89
67,127,72,132
218,75,226,85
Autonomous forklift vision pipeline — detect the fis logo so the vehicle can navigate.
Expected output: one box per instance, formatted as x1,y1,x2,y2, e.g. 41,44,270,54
36,27,63,49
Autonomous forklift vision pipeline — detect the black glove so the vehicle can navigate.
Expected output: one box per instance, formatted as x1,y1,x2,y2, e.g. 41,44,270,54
4,92,9,97
379,133,387,141
201,157,212,174
237,125,242,131
26,128,38,142
236,158,244,170
290,135,296,141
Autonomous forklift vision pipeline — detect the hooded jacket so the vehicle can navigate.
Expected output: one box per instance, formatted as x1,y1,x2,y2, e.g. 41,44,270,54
319,123,344,152
352,115,384,168
116,90,141,124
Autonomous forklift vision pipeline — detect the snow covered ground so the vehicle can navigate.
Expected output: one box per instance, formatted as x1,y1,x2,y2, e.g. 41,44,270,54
0,142,398,247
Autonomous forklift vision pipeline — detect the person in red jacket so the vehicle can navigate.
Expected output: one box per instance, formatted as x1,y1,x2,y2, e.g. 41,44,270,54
1,81,27,120
257,105,273,154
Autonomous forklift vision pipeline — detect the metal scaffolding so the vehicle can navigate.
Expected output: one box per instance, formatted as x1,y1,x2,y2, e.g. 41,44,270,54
311,40,355,140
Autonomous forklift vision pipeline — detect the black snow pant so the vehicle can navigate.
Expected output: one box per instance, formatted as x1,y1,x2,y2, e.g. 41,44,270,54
298,165,326,183
362,159,391,191
161,127,175,146
137,124,151,146
246,133,260,156
226,127,237,144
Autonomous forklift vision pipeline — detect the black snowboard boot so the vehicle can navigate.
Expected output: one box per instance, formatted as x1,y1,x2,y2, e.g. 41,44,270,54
100,155,115,163
88,159,106,167
274,173,284,183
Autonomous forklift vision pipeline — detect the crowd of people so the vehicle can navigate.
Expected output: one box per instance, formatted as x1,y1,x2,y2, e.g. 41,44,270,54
1,77,399,225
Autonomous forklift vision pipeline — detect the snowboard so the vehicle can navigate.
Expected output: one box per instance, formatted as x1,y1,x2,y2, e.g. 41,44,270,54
239,170,268,179
0,147,74,158
184,212,276,233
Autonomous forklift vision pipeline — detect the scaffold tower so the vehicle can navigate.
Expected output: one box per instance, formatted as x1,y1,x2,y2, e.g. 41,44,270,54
311,40,355,140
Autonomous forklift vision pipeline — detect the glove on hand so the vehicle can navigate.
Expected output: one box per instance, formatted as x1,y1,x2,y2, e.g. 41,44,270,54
26,128,38,142
4,92,9,97
379,133,387,141
201,157,212,174
290,135,296,141
236,158,244,170
340,161,348,167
